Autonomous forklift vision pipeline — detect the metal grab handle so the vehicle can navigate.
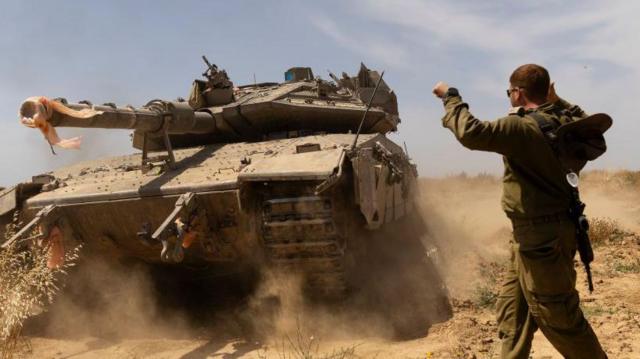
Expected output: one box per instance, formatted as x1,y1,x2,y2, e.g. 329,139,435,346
2,205,58,249
152,192,196,263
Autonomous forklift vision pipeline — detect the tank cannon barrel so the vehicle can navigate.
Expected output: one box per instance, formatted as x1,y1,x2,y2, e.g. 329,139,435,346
19,62,400,151
20,97,217,135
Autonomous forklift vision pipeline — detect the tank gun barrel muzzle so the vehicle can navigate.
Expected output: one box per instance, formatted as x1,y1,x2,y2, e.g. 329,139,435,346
19,97,216,149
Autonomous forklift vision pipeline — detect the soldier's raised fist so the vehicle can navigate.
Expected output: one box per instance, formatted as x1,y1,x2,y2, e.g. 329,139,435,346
432,81,450,98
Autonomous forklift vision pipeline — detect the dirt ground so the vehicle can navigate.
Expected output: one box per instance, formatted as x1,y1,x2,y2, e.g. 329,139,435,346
9,171,640,358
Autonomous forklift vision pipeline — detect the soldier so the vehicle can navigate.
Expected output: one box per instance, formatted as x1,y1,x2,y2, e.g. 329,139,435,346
432,64,607,359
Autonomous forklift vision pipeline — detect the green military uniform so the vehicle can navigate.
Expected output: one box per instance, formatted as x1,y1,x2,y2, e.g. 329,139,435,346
441,93,606,359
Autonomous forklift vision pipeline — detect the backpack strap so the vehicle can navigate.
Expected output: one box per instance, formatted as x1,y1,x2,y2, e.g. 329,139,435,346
528,112,596,293
528,111,559,153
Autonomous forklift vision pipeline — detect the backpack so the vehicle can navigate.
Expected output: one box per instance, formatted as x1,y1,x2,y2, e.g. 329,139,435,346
529,110,612,293
528,112,613,172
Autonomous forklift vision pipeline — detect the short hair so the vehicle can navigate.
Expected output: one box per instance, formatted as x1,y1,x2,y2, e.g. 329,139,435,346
509,64,550,103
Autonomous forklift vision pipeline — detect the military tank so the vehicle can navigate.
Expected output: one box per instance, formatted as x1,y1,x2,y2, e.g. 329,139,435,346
1,58,450,335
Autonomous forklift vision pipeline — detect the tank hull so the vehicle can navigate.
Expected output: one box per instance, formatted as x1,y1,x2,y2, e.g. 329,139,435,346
2,134,419,295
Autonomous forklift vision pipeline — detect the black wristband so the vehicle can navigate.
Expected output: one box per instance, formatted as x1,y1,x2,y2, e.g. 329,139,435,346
443,87,459,99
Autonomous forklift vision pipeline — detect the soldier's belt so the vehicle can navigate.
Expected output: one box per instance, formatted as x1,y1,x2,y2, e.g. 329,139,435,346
510,212,569,228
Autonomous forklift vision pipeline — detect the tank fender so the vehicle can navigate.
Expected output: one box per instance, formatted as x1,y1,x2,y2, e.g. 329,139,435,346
351,142,414,229
352,148,383,229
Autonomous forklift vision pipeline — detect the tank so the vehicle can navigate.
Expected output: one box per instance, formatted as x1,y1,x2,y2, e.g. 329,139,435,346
1,59,450,336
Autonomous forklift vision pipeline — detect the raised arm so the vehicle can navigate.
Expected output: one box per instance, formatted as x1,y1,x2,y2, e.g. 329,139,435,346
440,93,532,156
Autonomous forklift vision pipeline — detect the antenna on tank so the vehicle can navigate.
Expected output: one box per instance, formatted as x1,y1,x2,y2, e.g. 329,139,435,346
351,71,385,151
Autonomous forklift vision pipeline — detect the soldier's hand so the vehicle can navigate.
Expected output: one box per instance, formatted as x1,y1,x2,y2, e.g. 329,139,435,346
432,81,450,98
547,82,560,103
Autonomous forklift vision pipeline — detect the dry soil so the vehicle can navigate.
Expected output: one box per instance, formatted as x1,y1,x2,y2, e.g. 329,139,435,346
11,171,640,359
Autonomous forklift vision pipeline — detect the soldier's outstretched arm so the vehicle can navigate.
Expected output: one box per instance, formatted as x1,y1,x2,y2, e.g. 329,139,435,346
433,88,532,156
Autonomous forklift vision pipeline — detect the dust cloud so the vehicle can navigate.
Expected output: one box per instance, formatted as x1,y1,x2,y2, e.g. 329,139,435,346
25,256,194,341
580,171,640,232
245,212,453,346
20,177,484,348
246,269,392,342
416,175,511,298
414,171,640,296
243,171,640,356
19,171,637,356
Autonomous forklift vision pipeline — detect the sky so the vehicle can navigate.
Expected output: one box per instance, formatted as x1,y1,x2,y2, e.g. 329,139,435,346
0,0,638,185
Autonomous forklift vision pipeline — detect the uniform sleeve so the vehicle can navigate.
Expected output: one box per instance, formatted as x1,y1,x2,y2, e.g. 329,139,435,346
441,95,532,156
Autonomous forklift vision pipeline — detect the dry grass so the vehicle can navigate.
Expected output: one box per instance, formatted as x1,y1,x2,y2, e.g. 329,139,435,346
257,319,359,359
613,260,640,274
581,301,617,319
472,261,507,309
581,170,640,189
588,217,631,246
0,216,80,359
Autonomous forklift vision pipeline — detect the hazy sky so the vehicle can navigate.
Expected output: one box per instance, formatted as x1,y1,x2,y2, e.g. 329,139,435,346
1,0,638,185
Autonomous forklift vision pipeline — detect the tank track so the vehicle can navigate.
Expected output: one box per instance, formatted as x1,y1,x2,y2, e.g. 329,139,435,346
261,196,347,298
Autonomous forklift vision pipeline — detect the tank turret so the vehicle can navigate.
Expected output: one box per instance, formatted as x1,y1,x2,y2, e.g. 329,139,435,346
20,60,400,153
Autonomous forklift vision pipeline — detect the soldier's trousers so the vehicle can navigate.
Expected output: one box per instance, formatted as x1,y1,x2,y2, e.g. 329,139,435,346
496,218,607,359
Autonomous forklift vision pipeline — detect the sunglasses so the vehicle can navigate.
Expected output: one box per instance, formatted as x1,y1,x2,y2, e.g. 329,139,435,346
506,87,521,97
